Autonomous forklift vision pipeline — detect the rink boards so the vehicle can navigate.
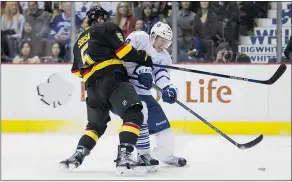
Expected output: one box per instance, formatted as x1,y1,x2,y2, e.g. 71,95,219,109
1,64,291,135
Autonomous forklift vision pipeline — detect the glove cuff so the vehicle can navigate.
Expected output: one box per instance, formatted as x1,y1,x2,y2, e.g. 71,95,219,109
163,85,170,91
136,66,152,74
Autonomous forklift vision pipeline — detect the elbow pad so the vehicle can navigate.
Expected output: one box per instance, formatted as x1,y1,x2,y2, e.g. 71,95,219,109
118,46,145,64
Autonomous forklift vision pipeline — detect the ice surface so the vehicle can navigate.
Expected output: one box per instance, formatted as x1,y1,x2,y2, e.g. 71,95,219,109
1,134,291,180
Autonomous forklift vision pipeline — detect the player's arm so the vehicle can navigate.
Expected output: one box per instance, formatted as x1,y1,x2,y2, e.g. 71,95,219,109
153,54,172,89
154,53,178,104
71,45,83,78
101,24,152,66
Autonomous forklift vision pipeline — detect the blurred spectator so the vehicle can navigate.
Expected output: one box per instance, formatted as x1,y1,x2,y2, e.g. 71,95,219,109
133,2,143,20
112,2,135,37
214,42,233,63
1,30,12,62
43,42,65,63
12,41,41,63
160,17,169,24
1,1,25,39
193,2,223,47
144,2,160,14
238,2,268,36
22,21,43,56
221,2,240,52
238,2,257,36
141,3,159,34
177,47,189,62
1,2,26,58
22,21,33,42
208,2,223,19
19,2,45,13
159,1,173,18
133,2,160,17
1,2,6,15
51,2,61,20
24,1,51,38
284,35,292,61
49,2,82,45
168,1,196,38
215,42,250,63
178,27,206,62
134,20,144,31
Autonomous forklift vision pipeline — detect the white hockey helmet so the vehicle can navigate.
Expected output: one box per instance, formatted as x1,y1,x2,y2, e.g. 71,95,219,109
150,22,173,49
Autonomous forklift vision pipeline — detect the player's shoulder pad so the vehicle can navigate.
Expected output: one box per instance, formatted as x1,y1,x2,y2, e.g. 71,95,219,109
92,22,121,35
91,23,106,34
127,31,148,40
126,31,151,50
136,31,149,40
135,30,149,37
103,22,121,32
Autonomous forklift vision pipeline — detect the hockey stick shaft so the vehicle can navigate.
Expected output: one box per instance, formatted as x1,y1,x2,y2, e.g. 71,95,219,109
153,63,287,85
153,84,263,149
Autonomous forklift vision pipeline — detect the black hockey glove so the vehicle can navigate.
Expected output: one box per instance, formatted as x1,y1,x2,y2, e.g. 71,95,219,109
138,50,153,68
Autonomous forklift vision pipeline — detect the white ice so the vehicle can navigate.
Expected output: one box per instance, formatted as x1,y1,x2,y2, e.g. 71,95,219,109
1,133,291,180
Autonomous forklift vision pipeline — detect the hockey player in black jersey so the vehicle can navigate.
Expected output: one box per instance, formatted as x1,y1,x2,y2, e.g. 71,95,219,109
59,6,153,175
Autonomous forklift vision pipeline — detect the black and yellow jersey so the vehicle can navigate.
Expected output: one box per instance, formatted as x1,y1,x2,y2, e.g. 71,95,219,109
71,26,92,78
71,22,146,88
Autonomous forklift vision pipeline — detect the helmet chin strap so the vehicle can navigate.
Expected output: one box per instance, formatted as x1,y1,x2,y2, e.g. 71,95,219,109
151,37,160,51
150,33,157,46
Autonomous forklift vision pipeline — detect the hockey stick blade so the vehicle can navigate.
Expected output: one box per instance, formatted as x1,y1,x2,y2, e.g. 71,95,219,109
264,64,287,85
237,134,263,150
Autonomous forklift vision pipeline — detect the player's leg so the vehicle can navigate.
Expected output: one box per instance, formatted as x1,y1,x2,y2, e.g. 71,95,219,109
136,101,150,155
109,81,147,175
143,95,187,167
59,86,110,170
136,101,159,172
152,128,187,167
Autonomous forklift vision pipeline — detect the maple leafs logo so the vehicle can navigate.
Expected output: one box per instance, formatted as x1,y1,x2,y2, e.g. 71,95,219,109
37,73,75,108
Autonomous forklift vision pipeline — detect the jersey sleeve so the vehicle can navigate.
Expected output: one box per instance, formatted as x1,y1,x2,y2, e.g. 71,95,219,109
153,51,172,89
100,23,147,64
71,43,82,78
125,31,151,51
125,32,137,48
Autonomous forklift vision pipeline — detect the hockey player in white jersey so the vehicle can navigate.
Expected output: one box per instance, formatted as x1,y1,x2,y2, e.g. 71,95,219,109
124,22,187,171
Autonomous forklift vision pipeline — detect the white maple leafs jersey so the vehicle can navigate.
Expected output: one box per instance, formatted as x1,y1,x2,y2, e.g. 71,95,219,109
124,31,172,95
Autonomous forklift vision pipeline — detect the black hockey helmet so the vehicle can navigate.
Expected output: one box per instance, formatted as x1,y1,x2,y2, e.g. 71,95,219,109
86,6,110,25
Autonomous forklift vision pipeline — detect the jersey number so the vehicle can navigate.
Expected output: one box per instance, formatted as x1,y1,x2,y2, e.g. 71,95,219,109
81,42,88,64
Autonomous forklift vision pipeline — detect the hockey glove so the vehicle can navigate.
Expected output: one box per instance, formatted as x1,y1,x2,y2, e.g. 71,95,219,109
162,85,177,104
138,50,153,67
136,66,153,90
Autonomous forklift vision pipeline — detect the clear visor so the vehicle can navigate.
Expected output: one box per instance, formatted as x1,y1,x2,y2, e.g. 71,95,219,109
153,36,172,49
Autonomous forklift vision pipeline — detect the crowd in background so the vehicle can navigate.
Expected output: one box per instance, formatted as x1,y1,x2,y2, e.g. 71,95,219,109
1,1,291,64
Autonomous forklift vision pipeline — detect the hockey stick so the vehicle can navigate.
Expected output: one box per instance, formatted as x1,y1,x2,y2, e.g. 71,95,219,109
153,63,287,85
153,84,263,150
